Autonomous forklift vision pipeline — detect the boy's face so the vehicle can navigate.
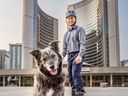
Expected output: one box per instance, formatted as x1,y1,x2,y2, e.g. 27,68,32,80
66,16,76,26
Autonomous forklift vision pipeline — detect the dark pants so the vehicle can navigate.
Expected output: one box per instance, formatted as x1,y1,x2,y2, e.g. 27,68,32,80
67,51,85,92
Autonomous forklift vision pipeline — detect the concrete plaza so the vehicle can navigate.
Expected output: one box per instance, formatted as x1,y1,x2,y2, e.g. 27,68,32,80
0,87,128,96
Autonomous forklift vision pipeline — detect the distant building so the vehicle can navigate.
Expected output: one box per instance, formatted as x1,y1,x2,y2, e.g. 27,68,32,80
0,50,9,69
9,43,22,69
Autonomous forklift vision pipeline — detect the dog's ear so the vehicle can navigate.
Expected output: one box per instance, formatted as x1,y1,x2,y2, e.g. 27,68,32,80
30,50,41,61
49,40,60,52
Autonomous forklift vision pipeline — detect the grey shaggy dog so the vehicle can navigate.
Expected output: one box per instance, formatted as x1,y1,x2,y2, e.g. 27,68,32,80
31,41,65,96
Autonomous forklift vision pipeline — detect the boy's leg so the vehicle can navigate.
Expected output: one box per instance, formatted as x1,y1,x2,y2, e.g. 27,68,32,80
72,59,85,95
67,53,75,96
67,59,73,87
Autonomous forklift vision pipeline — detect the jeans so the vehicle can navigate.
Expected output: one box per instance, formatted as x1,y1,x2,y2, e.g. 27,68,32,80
67,51,85,92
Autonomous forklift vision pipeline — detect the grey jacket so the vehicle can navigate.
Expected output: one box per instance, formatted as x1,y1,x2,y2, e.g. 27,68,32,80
62,25,86,57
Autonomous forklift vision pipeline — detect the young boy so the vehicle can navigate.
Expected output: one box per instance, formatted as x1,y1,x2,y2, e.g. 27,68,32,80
62,10,86,96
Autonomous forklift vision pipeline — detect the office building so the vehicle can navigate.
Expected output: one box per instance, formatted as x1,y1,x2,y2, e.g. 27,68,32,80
9,43,22,69
0,50,9,69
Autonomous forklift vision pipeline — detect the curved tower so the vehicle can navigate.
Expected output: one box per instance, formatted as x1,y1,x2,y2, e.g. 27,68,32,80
22,0,58,69
22,0,35,69
68,0,120,67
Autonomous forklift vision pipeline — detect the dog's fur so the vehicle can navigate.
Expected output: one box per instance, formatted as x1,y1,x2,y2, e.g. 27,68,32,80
31,41,65,96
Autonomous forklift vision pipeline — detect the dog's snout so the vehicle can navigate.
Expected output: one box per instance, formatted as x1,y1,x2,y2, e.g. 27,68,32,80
50,65,55,69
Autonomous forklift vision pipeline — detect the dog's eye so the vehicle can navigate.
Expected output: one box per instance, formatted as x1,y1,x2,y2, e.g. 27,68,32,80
51,55,55,58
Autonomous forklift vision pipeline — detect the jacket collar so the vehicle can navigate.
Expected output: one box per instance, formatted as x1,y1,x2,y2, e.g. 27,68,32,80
68,25,78,31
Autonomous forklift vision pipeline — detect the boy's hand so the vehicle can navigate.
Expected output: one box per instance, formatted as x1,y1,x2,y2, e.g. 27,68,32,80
75,55,82,64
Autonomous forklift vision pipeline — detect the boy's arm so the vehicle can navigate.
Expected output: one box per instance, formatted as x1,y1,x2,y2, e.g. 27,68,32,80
62,33,67,58
78,28,86,58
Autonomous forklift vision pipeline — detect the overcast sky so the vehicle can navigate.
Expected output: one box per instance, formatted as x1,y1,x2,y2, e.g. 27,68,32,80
0,0,127,60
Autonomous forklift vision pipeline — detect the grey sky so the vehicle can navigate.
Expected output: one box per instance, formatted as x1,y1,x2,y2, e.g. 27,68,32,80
0,0,22,50
0,0,127,60
118,0,128,60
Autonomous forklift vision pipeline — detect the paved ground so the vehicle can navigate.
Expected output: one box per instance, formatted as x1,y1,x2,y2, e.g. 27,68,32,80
0,87,128,96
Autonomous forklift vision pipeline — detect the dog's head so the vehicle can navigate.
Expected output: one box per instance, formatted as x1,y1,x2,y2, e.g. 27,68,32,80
30,41,62,76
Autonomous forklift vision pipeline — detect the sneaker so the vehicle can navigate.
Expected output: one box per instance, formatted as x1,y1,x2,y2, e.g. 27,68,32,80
75,90,86,96
72,89,75,96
